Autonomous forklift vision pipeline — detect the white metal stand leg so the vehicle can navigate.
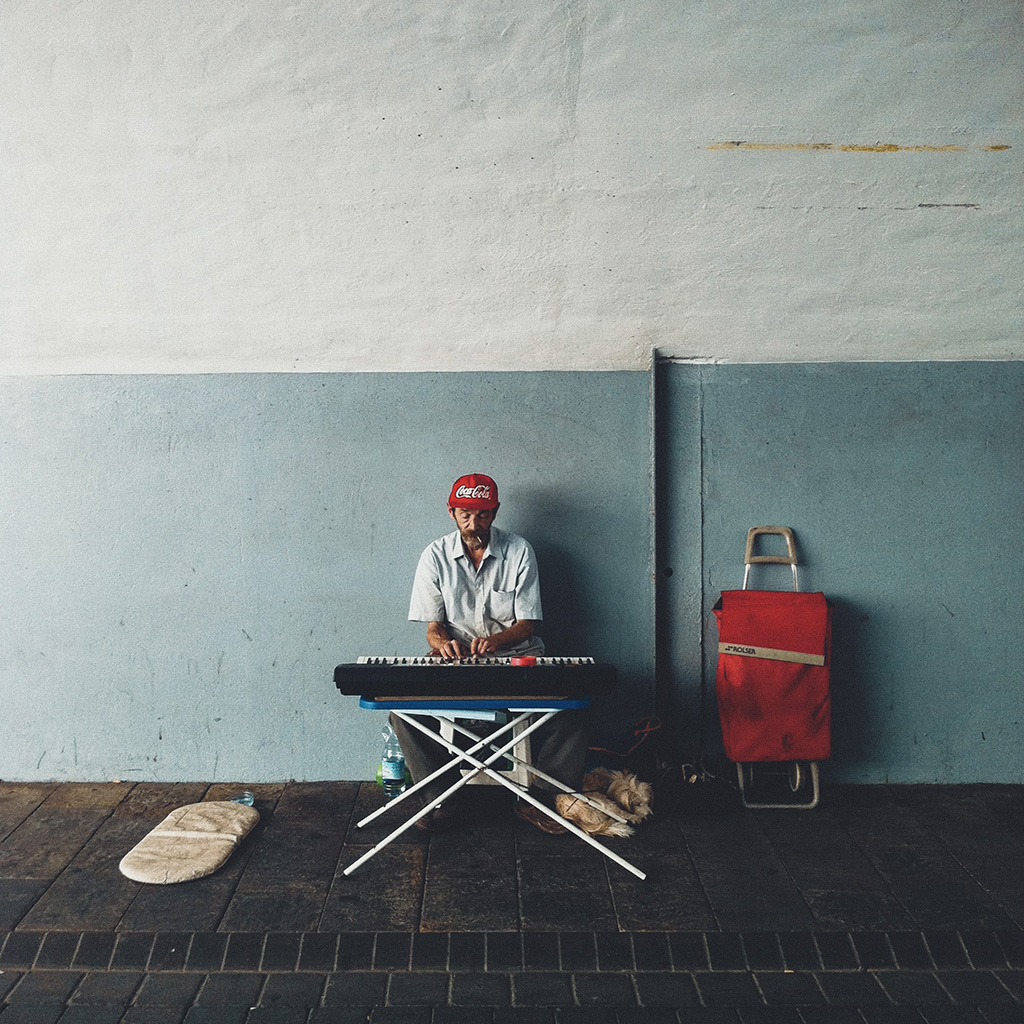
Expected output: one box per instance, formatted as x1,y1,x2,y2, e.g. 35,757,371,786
356,710,536,828
343,709,646,880
440,715,631,826
344,711,555,876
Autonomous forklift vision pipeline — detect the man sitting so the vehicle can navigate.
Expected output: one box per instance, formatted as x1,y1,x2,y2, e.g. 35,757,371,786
390,473,587,833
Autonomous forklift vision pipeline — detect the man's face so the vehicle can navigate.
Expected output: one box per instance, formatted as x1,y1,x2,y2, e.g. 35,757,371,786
449,506,496,550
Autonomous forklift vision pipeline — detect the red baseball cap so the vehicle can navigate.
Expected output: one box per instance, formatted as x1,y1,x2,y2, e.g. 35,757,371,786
448,473,499,510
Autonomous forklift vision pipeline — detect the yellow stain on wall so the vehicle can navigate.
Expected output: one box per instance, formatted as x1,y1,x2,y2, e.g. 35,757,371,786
708,142,1011,153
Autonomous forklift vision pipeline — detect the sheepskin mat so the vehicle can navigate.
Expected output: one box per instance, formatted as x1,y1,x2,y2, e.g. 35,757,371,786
119,801,260,884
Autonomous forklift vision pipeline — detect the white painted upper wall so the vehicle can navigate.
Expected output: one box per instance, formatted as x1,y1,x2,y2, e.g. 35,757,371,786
2,0,1021,372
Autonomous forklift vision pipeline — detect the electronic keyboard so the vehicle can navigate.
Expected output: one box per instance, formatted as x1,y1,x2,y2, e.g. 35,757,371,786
334,656,616,698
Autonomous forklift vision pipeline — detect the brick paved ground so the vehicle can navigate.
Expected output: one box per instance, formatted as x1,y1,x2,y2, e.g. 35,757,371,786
1,780,1022,1022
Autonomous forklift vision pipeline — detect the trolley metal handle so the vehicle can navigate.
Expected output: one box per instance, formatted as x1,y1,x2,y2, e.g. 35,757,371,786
742,526,799,591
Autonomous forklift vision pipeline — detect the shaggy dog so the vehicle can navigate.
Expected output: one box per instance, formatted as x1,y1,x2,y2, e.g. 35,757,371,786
554,767,653,838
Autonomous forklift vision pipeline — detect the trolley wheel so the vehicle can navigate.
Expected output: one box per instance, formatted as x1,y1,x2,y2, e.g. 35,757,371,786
736,760,821,809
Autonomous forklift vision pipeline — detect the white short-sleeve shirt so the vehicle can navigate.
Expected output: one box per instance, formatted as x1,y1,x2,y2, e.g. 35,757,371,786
408,526,544,655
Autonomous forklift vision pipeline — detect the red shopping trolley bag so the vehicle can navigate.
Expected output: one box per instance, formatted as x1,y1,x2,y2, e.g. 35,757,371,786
713,528,832,763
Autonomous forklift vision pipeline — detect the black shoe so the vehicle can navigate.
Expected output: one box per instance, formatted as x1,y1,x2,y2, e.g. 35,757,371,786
414,801,461,833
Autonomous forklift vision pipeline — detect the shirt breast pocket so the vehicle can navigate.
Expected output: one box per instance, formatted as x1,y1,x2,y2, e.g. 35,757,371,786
488,589,516,624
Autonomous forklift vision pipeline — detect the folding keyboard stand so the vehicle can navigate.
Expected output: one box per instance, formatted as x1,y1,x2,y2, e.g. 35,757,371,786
344,697,646,880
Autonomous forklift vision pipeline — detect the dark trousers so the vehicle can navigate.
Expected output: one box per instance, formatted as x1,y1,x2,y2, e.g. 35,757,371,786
389,708,590,805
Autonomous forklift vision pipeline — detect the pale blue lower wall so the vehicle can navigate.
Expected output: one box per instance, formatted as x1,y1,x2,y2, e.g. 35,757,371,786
658,361,1024,783
2,364,1021,784
0,373,654,782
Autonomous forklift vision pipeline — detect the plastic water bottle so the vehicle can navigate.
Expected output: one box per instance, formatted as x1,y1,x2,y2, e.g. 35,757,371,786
380,723,407,800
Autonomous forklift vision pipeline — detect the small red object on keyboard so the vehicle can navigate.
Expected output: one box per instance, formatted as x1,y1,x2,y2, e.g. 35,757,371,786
510,656,537,666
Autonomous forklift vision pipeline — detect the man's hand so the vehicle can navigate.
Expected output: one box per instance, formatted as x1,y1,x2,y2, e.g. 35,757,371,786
427,622,468,660
429,636,495,659
435,638,468,661
427,620,537,660
470,636,498,658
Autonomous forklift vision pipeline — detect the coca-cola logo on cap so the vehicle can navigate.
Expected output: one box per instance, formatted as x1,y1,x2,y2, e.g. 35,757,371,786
455,484,492,500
